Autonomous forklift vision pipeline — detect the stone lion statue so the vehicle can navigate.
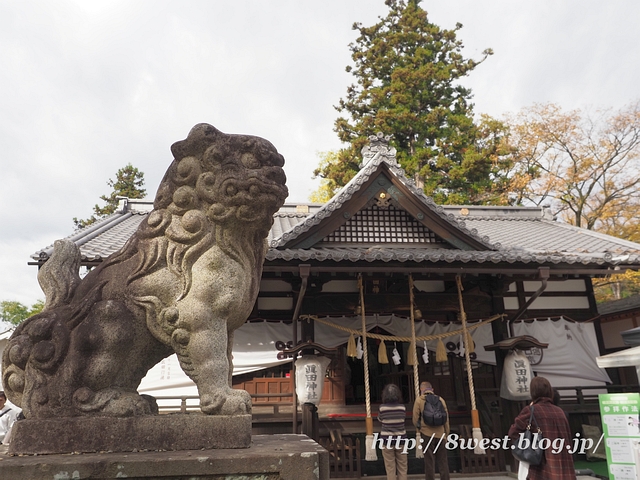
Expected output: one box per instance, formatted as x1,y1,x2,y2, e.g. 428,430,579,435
2,124,288,418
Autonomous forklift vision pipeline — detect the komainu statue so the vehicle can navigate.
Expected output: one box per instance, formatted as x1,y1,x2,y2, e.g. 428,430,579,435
2,124,288,419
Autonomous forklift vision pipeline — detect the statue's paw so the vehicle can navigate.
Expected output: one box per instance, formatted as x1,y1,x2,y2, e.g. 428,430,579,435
73,387,158,416
221,389,252,416
200,389,251,416
200,392,225,415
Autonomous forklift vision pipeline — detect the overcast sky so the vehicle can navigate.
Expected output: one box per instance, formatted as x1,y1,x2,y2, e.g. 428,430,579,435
1,0,640,308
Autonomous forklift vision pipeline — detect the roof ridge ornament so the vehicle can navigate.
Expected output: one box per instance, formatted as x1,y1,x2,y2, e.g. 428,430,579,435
360,132,398,168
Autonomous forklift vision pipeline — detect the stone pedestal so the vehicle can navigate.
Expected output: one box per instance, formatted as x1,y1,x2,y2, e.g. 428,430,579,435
9,414,251,455
0,434,328,480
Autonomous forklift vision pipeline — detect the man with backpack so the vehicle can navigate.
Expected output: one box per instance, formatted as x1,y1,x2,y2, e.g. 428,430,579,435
413,382,450,480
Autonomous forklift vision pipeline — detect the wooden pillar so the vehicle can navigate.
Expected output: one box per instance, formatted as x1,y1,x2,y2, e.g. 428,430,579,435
301,402,319,441
301,316,315,344
451,354,466,408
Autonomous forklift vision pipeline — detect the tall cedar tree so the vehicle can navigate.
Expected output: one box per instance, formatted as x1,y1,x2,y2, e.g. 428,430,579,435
73,163,146,228
315,0,513,204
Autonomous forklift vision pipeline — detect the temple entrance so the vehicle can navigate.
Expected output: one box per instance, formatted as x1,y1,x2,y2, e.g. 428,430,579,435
345,336,498,410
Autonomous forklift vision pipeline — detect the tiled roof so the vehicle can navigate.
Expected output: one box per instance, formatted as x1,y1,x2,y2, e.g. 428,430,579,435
269,149,497,250
80,213,146,260
34,213,147,263
30,148,640,269
456,214,640,258
265,207,640,265
269,212,311,242
32,201,640,268
597,295,640,316
33,198,153,263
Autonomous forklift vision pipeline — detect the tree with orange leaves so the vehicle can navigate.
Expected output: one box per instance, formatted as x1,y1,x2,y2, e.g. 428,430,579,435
504,102,640,230
503,102,640,300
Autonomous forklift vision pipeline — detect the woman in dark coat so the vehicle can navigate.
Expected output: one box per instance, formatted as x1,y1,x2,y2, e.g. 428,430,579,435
508,376,576,480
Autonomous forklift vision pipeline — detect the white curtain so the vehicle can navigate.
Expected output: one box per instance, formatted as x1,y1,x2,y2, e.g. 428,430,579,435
138,316,610,397
512,317,610,386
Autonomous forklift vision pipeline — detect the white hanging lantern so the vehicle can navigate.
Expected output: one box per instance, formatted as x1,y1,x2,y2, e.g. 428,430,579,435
294,355,331,406
500,350,535,401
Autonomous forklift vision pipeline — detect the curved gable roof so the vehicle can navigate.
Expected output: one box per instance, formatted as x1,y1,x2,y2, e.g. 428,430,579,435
270,139,497,251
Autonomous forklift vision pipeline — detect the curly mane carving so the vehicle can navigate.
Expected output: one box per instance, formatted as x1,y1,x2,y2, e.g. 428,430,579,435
2,124,288,418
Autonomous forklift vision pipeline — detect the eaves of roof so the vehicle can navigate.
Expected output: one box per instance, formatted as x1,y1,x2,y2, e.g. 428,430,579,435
265,246,640,267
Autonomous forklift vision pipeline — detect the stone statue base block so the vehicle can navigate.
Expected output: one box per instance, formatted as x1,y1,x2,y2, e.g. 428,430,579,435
8,414,251,455
0,434,328,480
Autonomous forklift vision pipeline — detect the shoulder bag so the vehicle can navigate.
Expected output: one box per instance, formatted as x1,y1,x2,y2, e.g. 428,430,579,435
512,405,544,466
